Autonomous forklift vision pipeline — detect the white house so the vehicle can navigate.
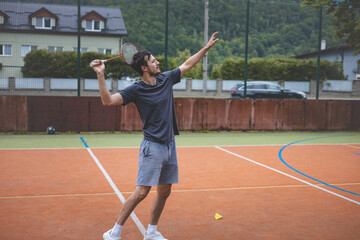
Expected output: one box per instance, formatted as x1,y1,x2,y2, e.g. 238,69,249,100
295,44,360,81
0,1,127,78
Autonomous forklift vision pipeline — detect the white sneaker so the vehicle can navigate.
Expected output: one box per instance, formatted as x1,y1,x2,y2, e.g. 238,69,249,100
103,229,121,240
143,231,168,240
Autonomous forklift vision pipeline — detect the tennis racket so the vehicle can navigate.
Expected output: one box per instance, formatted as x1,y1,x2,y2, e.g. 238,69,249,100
90,43,139,67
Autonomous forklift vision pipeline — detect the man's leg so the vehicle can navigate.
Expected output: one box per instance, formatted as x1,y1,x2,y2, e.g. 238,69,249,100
149,184,172,225
117,185,152,225
104,186,151,240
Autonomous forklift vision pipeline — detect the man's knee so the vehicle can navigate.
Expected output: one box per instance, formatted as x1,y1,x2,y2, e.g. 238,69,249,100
133,186,151,201
157,185,172,199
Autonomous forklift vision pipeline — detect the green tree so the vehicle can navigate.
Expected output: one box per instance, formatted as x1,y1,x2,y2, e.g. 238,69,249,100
18,0,347,58
211,65,221,79
302,0,360,55
173,49,196,78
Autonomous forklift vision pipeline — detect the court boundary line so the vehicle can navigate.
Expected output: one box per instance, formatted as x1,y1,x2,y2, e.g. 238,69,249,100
1,142,360,151
80,137,146,236
2,182,359,199
279,136,360,196
343,144,360,150
215,146,360,205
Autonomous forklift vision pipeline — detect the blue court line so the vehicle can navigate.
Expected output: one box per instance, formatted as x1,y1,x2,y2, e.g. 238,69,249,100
278,134,360,196
355,153,360,156
80,137,89,148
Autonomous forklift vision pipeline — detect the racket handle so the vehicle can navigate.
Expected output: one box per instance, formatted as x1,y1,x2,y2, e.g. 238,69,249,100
90,60,107,67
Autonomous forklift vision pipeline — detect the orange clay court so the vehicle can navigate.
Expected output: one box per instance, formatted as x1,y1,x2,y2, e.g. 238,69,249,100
0,133,359,240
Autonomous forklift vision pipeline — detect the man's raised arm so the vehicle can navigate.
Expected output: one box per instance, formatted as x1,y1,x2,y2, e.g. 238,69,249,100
91,60,124,106
179,32,219,77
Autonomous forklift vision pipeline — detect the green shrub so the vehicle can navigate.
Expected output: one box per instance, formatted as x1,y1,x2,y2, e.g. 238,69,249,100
220,58,244,80
23,50,346,81
219,57,346,81
211,65,221,79
23,49,55,78
23,50,178,79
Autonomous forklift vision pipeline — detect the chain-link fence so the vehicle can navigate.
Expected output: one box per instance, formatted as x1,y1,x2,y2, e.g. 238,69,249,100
0,0,358,97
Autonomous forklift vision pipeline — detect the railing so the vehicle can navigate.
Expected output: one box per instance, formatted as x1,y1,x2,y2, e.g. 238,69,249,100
0,77,359,97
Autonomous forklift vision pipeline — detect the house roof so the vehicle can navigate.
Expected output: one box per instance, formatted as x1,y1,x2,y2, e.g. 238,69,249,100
294,44,351,59
28,7,59,20
0,1,127,36
0,10,9,19
81,10,107,22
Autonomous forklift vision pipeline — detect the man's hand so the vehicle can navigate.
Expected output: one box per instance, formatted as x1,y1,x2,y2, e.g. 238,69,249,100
179,32,219,77
91,59,105,75
205,32,219,50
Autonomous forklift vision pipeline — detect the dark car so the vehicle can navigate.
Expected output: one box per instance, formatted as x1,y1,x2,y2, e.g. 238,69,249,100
230,81,306,99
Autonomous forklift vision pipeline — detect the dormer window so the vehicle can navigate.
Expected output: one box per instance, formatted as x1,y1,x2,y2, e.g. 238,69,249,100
86,20,101,31
0,11,9,25
81,10,106,32
29,7,58,30
35,17,52,29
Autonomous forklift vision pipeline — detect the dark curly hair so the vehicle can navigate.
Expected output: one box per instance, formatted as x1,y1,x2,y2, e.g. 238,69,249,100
131,50,152,76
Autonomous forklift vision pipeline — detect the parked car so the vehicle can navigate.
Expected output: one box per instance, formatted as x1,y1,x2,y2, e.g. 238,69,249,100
230,81,306,99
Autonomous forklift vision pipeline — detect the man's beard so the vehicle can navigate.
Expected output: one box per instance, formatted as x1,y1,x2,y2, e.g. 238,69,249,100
149,69,160,77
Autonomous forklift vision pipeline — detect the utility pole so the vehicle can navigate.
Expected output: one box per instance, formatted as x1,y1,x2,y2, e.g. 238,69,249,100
165,0,169,71
243,0,250,98
77,0,81,96
202,0,209,96
316,4,323,100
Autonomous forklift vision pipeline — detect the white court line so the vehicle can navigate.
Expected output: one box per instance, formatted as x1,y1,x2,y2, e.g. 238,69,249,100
85,147,146,236
215,146,360,205
1,142,360,151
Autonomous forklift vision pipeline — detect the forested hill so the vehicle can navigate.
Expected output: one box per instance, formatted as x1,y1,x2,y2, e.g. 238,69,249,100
19,0,344,63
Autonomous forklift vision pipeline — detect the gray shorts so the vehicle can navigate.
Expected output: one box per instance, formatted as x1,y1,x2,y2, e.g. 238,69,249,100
137,138,179,186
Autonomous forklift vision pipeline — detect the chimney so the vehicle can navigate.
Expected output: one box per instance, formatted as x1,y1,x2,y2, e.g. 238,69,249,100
321,40,326,50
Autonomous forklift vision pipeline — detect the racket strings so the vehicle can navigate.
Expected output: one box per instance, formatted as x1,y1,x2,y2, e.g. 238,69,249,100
122,45,138,64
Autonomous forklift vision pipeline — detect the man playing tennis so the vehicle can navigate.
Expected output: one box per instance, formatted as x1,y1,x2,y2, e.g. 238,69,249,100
91,32,218,240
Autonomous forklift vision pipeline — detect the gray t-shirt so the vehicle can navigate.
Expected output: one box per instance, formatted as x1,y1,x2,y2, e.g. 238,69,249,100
120,68,181,144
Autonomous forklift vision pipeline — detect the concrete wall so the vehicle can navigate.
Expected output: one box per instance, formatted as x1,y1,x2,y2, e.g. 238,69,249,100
1,77,359,98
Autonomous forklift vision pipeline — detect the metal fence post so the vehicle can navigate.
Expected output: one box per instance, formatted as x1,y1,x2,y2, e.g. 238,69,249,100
77,0,81,97
316,4,323,100
243,0,250,98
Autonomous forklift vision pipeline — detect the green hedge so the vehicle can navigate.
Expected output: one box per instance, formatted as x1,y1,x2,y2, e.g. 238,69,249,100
217,58,346,81
23,50,138,79
23,50,346,81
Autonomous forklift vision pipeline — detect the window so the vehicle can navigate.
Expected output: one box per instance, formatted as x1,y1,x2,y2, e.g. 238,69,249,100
85,20,101,31
0,16,5,25
35,17,52,29
0,44,11,56
73,47,88,52
48,46,64,52
98,48,112,54
21,45,38,57
246,84,255,89
254,84,266,89
266,84,281,90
